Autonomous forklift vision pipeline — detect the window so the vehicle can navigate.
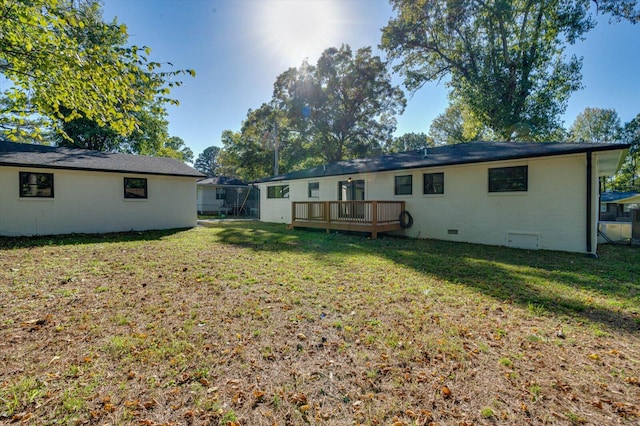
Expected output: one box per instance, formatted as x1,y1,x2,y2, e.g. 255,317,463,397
20,172,54,198
267,184,289,199
308,182,319,198
215,188,226,200
423,172,444,194
488,166,528,192
124,177,148,199
395,175,413,195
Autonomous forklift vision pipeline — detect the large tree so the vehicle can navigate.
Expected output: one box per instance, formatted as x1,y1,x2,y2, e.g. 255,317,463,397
217,125,274,181
568,107,622,142
162,136,193,163
609,114,640,191
428,102,496,145
273,45,406,163
381,0,636,142
218,105,290,180
194,146,222,177
53,105,193,162
0,0,194,142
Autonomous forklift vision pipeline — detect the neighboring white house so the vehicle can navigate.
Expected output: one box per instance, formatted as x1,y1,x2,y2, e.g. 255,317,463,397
0,140,204,236
599,191,640,222
254,141,630,254
598,191,640,244
196,176,259,216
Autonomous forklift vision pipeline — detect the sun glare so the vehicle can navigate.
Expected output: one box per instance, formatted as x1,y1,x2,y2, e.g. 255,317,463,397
251,0,347,67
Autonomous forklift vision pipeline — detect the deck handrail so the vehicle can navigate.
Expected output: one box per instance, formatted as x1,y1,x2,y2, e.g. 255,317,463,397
290,200,406,238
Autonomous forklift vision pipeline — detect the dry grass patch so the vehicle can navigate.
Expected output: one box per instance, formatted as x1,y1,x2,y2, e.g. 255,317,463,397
1,222,639,425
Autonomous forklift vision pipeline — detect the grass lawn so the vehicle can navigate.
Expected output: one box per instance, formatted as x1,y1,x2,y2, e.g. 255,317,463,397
1,222,639,425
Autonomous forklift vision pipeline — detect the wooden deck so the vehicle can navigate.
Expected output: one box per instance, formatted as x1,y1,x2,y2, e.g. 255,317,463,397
290,201,406,239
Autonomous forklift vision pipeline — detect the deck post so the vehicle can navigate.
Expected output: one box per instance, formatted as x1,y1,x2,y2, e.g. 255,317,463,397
371,201,378,239
291,202,295,226
324,201,330,234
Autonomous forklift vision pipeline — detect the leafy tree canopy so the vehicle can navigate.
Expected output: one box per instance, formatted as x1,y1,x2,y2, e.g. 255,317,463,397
385,132,433,153
609,114,640,191
273,44,406,163
219,45,406,179
428,102,496,145
0,0,194,144
52,103,193,162
217,125,276,181
593,0,640,23
381,0,635,142
194,145,222,177
568,107,622,142
163,136,193,163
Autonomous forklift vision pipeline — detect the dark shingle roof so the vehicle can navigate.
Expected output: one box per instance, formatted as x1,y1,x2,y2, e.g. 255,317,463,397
600,191,640,203
255,141,630,183
0,140,204,178
197,176,248,186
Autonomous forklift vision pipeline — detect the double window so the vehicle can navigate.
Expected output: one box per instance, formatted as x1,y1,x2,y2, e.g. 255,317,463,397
394,175,413,195
488,166,528,192
423,172,444,194
267,184,289,199
124,177,148,199
20,172,54,198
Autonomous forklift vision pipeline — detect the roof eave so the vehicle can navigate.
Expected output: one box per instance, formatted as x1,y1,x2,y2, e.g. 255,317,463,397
254,143,632,183
0,161,204,178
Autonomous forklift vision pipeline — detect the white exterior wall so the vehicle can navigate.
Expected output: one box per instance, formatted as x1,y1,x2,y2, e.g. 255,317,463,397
197,186,224,214
0,166,198,236
399,155,587,253
258,153,594,253
258,181,293,222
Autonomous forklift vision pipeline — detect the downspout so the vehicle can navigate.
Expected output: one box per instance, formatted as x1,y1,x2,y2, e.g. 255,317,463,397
586,151,595,257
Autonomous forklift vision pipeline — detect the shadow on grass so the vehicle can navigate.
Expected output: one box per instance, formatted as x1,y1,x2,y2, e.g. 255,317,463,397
0,227,190,250
211,222,640,334
2,223,637,334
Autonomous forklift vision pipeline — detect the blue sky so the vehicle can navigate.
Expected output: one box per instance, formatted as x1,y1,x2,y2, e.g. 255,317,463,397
102,0,639,158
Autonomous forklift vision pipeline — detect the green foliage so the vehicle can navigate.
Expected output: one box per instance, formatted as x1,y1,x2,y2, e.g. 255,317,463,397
217,126,275,180
428,102,496,145
52,103,193,161
385,132,433,153
382,0,605,141
164,136,194,163
221,45,405,179
609,113,640,191
194,145,222,176
273,44,406,163
568,107,622,142
0,0,194,145
593,0,640,23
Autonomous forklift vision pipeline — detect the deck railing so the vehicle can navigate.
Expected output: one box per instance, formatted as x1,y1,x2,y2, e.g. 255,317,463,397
290,200,406,239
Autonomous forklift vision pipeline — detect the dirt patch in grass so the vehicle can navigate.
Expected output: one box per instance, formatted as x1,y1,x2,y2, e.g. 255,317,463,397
1,223,639,425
